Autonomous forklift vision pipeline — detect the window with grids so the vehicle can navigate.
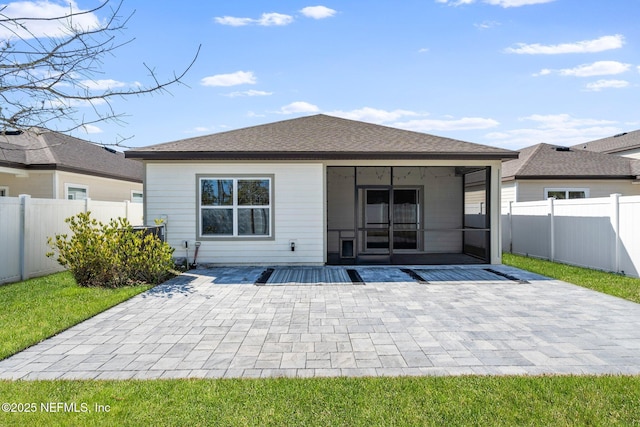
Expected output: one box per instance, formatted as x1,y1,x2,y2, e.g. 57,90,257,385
199,177,272,238
545,188,589,200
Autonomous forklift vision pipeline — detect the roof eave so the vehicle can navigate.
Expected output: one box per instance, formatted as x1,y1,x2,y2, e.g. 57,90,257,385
602,145,640,154
125,151,518,161
510,175,637,180
3,163,142,183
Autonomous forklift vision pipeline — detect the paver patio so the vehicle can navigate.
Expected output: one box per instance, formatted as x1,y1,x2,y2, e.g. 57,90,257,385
2,265,640,380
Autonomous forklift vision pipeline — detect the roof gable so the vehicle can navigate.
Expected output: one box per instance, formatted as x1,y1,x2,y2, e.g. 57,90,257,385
125,114,518,161
0,130,143,182
502,143,640,180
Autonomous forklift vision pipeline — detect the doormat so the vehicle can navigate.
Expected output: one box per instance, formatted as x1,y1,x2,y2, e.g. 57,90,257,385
254,268,364,286
408,268,528,284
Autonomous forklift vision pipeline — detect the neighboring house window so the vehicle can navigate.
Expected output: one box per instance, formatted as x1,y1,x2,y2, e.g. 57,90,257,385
545,188,589,200
131,191,144,203
198,176,273,238
0,186,8,197
65,184,88,200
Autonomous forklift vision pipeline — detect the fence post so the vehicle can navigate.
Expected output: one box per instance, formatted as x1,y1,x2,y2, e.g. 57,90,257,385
508,201,513,253
124,200,131,222
19,194,31,281
84,197,91,214
611,193,621,273
548,197,555,261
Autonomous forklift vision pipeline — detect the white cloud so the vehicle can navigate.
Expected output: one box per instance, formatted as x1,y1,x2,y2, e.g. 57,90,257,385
484,0,556,6
505,34,624,54
0,0,101,40
78,79,128,91
300,6,337,19
523,114,615,128
224,90,273,98
326,108,498,132
435,0,474,5
48,97,106,109
437,0,555,6
214,12,294,26
584,79,630,91
532,69,552,77
214,16,254,27
81,124,102,134
201,71,257,87
418,48,430,53
536,61,631,77
259,13,294,26
559,61,631,77
327,107,420,123
485,114,619,148
278,101,320,114
475,21,500,30
184,125,223,134
394,117,500,132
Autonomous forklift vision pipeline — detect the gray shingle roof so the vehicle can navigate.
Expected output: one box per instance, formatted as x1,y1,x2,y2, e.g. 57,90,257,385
571,130,640,154
0,130,143,182
502,143,640,180
125,114,518,160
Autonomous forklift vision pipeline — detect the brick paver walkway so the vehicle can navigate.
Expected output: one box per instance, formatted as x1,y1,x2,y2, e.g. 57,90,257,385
2,265,640,380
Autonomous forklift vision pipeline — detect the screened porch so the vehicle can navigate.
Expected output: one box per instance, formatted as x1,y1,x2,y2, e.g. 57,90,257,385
326,166,490,265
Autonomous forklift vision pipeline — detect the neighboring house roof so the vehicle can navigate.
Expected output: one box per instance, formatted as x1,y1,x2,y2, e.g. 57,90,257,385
571,130,640,154
502,143,640,181
0,129,143,182
125,114,518,161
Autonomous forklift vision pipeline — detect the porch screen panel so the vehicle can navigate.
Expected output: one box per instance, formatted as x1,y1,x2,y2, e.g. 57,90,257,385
463,168,489,259
393,189,418,250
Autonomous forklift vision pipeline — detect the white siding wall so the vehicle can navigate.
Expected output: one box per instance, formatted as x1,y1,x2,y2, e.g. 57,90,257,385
56,171,143,203
501,181,517,205
0,170,142,201
515,179,640,202
146,162,325,265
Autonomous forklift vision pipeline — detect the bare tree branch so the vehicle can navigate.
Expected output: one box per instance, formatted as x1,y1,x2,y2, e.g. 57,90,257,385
0,0,200,145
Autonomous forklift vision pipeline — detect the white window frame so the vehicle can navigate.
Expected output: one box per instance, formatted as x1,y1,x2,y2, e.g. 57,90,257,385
131,190,144,203
0,186,8,197
65,184,88,200
197,175,274,240
544,187,590,200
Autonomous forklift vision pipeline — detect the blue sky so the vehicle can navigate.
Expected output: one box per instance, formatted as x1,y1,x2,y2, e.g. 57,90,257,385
4,0,640,150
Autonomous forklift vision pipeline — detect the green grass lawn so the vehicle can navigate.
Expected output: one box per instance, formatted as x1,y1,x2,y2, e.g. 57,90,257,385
1,376,640,426
2,261,640,426
0,272,151,360
503,253,640,304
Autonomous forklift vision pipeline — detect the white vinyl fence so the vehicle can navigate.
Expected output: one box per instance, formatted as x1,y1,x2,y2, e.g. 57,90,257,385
502,194,640,278
0,195,143,285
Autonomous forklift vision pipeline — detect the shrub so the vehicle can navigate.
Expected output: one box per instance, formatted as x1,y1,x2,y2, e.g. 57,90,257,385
47,212,175,287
